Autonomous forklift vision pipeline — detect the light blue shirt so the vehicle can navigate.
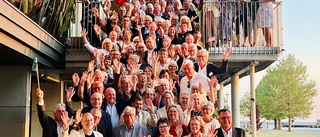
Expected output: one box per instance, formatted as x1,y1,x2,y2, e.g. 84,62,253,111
106,102,119,129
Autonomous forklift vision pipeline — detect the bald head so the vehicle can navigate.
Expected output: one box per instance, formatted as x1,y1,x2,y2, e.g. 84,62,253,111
104,87,116,105
82,113,94,130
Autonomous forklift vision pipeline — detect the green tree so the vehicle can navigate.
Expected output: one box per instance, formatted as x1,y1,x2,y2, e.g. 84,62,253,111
256,54,317,131
240,92,263,131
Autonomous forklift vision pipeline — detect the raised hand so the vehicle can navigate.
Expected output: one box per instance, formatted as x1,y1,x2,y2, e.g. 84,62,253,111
92,7,100,18
207,124,218,137
151,52,158,66
87,60,96,72
93,24,101,36
72,73,80,87
86,72,94,89
208,36,216,43
75,109,83,125
175,124,183,137
130,75,138,90
36,88,44,102
80,28,88,38
65,86,75,102
100,53,106,70
190,16,198,22
79,71,89,86
145,99,155,113
61,111,73,131
159,27,164,37
223,47,231,61
112,59,121,74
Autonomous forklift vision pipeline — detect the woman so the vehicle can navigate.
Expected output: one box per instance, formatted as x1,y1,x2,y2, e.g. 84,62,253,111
122,29,134,50
166,104,188,137
257,0,274,47
201,101,220,134
167,45,179,61
185,93,203,125
159,69,171,80
157,118,176,137
184,117,206,137
143,66,154,87
142,88,158,112
156,91,175,119
168,26,183,45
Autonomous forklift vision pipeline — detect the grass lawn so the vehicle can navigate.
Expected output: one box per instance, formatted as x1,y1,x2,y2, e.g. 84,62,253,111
246,130,320,137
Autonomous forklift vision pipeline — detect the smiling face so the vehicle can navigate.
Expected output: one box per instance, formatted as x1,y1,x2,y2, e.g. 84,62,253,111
158,122,170,135
219,110,232,131
82,113,94,130
182,63,195,79
167,106,179,120
90,92,103,108
189,119,201,134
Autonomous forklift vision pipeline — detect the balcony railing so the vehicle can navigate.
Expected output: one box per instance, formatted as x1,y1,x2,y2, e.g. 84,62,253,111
200,1,283,54
64,1,282,61
7,0,76,43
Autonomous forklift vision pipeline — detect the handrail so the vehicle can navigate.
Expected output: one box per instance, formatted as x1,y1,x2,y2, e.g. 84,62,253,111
200,1,283,55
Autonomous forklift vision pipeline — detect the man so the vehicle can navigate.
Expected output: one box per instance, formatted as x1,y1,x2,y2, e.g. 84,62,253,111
102,87,127,129
118,95,157,127
112,106,149,137
36,88,66,137
91,108,109,137
194,48,230,78
143,22,163,51
216,109,246,137
180,59,219,95
61,113,103,137
179,92,190,125
66,89,113,136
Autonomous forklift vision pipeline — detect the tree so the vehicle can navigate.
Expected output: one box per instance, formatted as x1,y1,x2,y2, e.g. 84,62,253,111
256,54,317,131
240,92,263,131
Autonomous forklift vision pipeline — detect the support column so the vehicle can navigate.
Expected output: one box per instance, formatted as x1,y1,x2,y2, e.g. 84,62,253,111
250,61,258,137
218,84,224,111
231,74,240,127
0,65,31,137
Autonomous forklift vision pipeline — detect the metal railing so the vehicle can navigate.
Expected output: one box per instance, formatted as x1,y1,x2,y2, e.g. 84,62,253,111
201,1,283,55
65,1,283,57
66,1,104,50
7,0,76,43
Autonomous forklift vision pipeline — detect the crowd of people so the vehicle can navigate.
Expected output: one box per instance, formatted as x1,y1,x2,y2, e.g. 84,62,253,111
33,0,278,136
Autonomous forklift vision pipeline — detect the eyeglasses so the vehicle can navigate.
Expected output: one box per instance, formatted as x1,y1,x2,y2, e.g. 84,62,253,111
187,81,190,88
201,108,212,111
144,93,154,96
158,125,168,129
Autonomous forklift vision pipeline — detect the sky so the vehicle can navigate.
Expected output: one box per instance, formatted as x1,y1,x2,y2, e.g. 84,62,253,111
224,0,320,122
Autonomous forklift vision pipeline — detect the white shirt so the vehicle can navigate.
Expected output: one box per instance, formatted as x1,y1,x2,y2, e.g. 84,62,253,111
180,72,210,95
106,102,119,129
222,128,233,137
198,64,208,77
204,118,220,135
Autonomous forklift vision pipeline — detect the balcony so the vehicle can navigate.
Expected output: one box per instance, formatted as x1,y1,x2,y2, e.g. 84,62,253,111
64,1,283,84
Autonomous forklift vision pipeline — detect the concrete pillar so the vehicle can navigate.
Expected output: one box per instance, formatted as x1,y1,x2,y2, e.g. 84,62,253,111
218,84,224,111
231,74,240,127
250,61,258,137
0,65,31,137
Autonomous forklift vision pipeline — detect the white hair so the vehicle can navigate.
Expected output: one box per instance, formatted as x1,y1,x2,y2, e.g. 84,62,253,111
201,101,215,115
123,106,136,115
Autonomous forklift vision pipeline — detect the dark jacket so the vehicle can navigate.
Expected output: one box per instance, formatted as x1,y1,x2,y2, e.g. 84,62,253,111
215,127,246,137
194,60,228,78
37,103,59,137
